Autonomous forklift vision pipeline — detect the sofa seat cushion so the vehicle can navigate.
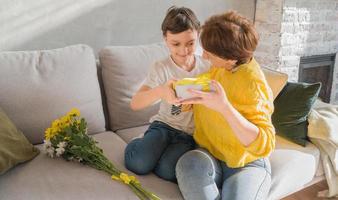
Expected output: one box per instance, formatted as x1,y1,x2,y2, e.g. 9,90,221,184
0,45,106,144
117,125,321,200
116,125,148,143
268,135,321,199
0,131,183,200
275,135,323,177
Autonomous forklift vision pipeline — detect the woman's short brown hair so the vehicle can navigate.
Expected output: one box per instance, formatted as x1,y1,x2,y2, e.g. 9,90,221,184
161,6,200,36
200,11,259,65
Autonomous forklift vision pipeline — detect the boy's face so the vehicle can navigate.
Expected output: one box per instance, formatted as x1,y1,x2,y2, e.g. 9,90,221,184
164,29,198,66
202,50,237,70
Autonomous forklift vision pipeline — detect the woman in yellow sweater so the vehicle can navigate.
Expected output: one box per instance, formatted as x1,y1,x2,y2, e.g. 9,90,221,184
175,11,275,200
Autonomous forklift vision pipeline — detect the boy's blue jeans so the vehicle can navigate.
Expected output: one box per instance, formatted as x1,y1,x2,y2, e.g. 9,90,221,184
124,121,195,182
176,149,272,200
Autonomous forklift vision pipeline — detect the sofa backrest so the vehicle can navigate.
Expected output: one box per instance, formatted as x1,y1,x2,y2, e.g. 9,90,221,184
99,43,288,132
261,67,288,99
99,43,169,131
0,44,106,144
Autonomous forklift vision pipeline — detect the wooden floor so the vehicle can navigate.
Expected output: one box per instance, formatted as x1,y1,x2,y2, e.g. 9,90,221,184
282,180,337,200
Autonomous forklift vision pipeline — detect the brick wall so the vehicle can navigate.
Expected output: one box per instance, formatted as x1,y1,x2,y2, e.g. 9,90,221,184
255,0,338,104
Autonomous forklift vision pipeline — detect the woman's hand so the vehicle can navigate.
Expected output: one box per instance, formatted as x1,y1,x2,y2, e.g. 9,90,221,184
160,79,181,105
179,80,229,111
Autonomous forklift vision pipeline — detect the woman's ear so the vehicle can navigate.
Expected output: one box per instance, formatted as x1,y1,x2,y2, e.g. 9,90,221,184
230,59,238,66
202,50,209,60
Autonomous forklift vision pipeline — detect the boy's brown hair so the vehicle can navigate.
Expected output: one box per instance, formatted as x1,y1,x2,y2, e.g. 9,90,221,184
161,6,200,36
200,11,259,65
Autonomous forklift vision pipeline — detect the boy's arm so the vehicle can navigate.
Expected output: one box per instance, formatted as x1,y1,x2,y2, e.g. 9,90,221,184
130,85,162,110
130,80,180,111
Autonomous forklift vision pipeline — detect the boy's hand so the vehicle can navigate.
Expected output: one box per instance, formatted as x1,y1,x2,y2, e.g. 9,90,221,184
160,79,181,105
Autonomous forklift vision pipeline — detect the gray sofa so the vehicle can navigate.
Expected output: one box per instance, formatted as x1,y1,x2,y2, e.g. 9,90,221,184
0,44,324,200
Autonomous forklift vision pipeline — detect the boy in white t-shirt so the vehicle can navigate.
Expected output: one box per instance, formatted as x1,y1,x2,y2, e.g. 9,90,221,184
124,6,210,182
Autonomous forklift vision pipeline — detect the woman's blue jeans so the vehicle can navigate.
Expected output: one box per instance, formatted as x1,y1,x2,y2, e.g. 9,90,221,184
176,149,272,200
124,121,195,182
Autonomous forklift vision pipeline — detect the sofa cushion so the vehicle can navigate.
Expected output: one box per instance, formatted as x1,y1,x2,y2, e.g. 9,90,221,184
0,107,39,175
272,82,321,146
116,125,148,143
261,67,288,99
268,136,320,199
99,43,169,131
0,131,183,200
0,45,106,144
116,125,321,200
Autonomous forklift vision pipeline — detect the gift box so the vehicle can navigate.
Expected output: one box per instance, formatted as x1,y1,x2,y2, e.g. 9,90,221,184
174,74,212,99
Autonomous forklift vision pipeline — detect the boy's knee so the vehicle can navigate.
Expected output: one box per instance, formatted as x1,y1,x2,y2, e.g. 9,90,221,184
154,161,177,182
125,158,153,175
124,139,153,175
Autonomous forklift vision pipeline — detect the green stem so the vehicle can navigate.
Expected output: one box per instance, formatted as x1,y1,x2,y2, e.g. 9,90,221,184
66,147,160,200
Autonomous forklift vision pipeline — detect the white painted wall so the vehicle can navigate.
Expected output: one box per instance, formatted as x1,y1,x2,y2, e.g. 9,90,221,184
0,0,255,54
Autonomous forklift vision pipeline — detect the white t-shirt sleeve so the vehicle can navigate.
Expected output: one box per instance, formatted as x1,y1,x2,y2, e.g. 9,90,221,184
143,62,166,88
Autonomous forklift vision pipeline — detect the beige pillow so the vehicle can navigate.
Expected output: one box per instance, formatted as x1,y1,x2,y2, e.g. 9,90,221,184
0,107,39,175
99,43,169,131
261,67,288,99
0,45,106,144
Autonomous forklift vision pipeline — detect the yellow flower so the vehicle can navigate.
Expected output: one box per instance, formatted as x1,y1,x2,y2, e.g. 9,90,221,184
111,173,139,185
44,128,52,140
45,127,58,140
60,116,71,127
52,119,61,129
68,108,80,117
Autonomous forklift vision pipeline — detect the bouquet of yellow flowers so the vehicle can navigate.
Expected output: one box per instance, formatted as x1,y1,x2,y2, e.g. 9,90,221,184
43,108,160,200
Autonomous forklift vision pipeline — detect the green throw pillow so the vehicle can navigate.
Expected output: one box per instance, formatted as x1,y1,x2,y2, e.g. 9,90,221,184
272,82,321,146
0,107,39,175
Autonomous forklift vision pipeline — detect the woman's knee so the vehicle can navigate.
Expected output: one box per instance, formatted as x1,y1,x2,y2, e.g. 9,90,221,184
124,138,154,175
176,149,222,200
176,149,221,180
176,149,222,187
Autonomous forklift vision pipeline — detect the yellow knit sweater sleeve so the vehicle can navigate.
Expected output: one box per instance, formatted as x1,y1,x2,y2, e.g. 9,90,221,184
237,79,276,157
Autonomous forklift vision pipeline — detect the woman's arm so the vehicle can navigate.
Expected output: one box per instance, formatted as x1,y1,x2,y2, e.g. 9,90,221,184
130,80,180,110
180,80,259,146
218,101,259,146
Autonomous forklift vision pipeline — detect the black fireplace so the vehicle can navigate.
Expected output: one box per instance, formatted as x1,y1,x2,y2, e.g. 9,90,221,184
298,54,336,103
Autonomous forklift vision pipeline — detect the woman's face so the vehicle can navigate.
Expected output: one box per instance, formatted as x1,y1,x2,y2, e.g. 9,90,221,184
164,29,198,66
202,50,237,70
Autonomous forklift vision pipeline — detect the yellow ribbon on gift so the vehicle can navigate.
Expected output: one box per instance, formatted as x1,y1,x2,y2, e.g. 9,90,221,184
111,173,140,185
174,73,211,91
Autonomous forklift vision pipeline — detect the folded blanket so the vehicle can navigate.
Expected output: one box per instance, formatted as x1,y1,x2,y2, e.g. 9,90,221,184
308,100,338,198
